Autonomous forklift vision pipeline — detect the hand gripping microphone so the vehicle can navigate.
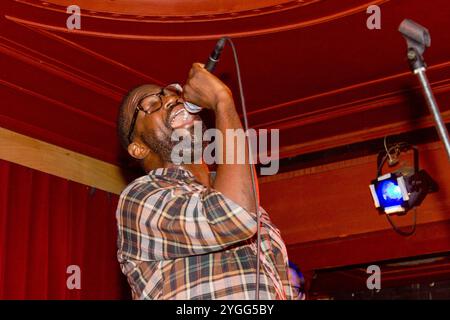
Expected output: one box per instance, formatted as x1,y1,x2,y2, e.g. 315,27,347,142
183,36,265,300
184,37,227,113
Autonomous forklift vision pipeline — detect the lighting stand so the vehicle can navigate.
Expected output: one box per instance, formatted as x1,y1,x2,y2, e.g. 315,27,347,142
399,19,450,161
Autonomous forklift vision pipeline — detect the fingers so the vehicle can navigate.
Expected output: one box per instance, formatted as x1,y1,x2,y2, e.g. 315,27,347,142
183,62,232,111
188,65,195,79
193,62,205,69
185,63,204,96
182,83,193,100
188,63,204,77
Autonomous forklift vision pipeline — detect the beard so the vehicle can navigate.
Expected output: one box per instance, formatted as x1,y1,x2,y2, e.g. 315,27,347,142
140,120,206,164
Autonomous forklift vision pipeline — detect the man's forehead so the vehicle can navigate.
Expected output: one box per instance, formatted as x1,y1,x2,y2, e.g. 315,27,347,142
125,84,161,111
132,84,162,100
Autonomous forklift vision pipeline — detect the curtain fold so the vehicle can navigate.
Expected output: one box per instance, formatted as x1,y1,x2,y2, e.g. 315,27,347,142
0,159,130,299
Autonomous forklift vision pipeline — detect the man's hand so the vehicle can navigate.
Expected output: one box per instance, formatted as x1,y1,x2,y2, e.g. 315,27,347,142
183,63,257,215
183,63,233,112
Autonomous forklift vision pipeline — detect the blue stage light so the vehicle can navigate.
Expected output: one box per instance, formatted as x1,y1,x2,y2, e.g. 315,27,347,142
369,143,437,217
380,180,402,201
373,177,405,213
370,173,409,214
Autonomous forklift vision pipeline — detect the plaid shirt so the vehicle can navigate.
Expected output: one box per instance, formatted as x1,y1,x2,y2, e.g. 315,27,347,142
116,167,293,300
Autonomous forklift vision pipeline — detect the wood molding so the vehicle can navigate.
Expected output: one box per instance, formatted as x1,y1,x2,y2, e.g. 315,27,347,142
5,0,389,41
17,0,322,23
276,110,450,158
0,127,128,194
249,62,450,124
0,78,115,128
261,141,443,184
0,38,124,102
0,35,127,95
26,27,166,86
0,113,117,164
254,87,448,130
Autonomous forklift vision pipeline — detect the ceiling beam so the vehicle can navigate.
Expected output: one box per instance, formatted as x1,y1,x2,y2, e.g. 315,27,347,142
0,127,128,194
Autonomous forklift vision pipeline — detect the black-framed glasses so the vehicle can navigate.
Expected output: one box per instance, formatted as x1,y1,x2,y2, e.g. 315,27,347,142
127,84,182,144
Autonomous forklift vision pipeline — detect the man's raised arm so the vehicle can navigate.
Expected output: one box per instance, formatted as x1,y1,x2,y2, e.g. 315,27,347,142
183,63,257,214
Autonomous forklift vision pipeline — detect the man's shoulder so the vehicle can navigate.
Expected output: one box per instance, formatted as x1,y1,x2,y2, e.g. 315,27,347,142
119,174,169,201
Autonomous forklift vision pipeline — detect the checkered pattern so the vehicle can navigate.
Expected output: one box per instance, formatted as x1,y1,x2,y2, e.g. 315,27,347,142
116,167,293,300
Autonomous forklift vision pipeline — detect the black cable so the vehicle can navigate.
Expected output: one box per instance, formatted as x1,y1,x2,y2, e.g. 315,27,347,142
385,208,417,236
224,37,262,300
378,140,418,236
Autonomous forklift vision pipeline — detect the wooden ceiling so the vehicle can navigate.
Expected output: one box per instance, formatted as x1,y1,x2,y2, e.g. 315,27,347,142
1,0,449,166
37,0,300,17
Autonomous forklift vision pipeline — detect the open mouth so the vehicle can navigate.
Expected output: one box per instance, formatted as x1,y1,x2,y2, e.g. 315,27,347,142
168,105,196,129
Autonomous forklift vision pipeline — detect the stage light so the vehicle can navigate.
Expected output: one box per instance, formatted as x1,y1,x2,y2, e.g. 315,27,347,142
370,172,411,214
369,142,437,215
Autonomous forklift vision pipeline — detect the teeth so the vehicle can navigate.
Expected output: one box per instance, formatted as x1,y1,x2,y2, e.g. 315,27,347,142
170,109,189,125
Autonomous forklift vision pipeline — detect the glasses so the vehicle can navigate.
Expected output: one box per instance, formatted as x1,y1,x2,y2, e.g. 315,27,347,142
127,84,182,144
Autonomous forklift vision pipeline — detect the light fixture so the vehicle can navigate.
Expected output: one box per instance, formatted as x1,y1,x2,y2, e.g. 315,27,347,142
369,142,437,215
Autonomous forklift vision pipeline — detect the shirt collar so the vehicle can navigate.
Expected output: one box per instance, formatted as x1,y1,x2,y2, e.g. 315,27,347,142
148,167,195,182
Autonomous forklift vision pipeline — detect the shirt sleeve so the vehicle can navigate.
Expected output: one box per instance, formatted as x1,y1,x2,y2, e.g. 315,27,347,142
117,181,257,261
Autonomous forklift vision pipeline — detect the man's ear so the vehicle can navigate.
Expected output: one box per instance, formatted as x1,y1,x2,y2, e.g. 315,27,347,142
127,141,150,160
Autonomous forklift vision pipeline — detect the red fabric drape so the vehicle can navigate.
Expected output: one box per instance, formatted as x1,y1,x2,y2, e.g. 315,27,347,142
0,159,130,299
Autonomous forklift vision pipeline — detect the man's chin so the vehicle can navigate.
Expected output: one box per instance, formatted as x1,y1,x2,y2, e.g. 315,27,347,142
171,119,203,136
170,115,202,128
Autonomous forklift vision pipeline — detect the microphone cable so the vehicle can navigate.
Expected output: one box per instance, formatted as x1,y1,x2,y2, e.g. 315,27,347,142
222,37,263,300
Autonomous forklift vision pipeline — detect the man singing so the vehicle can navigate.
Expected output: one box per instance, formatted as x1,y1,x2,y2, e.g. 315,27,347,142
116,63,293,299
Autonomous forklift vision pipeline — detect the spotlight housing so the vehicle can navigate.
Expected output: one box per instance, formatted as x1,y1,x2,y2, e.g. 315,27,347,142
369,143,437,215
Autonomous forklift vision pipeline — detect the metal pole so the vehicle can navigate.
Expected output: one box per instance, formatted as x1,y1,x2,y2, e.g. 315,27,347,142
415,67,450,161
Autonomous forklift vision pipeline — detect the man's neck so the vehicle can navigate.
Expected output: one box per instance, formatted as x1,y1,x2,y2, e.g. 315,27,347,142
142,156,211,187
180,163,211,187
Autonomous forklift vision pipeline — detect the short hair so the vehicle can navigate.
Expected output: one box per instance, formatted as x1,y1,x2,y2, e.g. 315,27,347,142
117,84,160,150
117,90,132,150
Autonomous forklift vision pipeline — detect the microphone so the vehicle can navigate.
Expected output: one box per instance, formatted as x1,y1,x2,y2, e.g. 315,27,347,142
398,19,430,52
184,37,227,113
205,37,227,72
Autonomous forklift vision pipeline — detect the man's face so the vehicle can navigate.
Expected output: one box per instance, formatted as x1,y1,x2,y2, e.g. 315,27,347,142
129,84,202,162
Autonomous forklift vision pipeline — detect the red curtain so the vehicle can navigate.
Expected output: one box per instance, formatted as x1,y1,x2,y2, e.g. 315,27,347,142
0,159,130,299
